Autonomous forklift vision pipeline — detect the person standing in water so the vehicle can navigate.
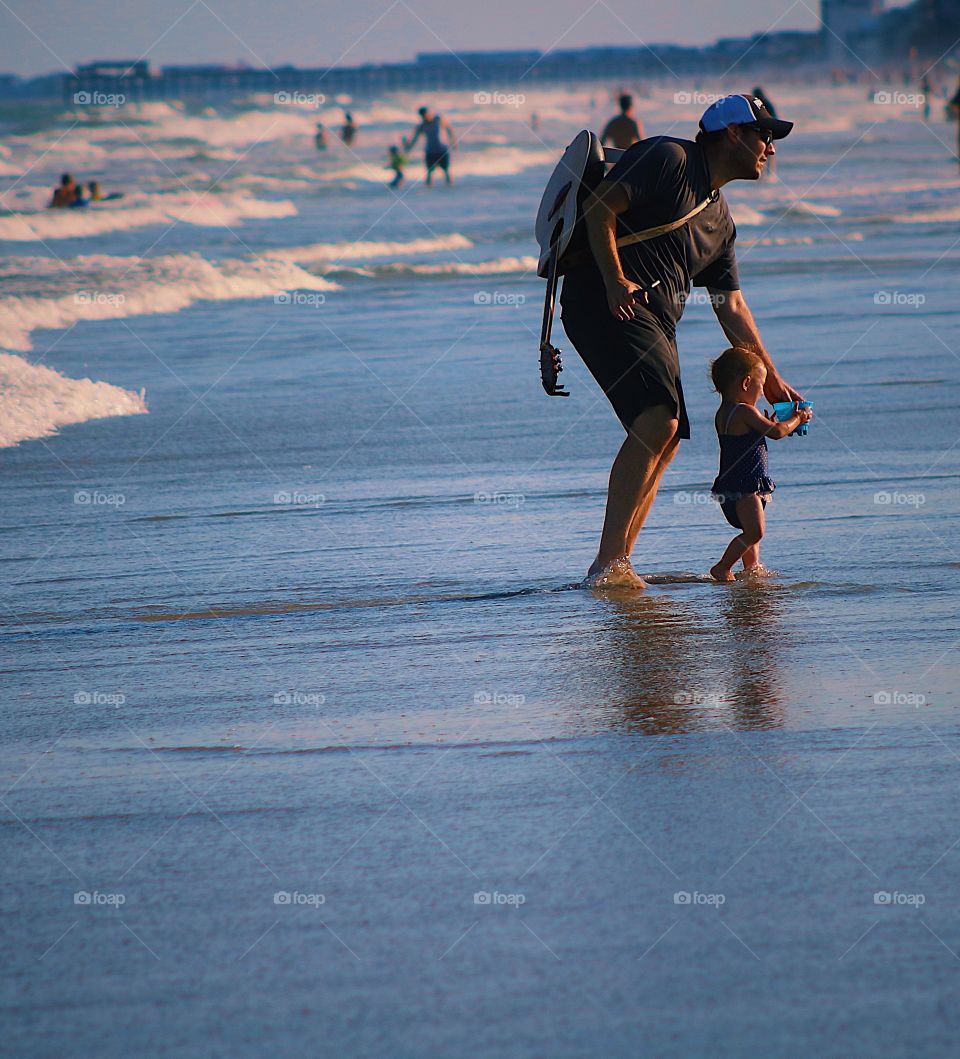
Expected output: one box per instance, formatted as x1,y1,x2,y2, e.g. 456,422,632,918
341,112,358,145
560,94,801,587
601,94,644,149
949,77,960,163
405,106,456,186
49,173,76,208
387,145,406,188
920,75,932,122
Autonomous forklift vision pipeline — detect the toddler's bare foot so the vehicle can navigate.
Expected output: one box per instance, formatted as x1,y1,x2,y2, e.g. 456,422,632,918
710,564,735,583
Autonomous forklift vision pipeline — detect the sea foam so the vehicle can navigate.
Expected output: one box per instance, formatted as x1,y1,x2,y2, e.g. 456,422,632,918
0,352,147,448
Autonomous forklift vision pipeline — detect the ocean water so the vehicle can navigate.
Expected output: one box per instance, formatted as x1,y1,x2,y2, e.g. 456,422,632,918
2,83,960,1056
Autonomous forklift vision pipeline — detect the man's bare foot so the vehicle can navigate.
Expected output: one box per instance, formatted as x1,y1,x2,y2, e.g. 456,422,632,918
710,564,735,583
584,555,646,589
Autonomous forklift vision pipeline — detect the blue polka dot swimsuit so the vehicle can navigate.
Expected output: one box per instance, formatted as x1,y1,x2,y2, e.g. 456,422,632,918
711,403,776,530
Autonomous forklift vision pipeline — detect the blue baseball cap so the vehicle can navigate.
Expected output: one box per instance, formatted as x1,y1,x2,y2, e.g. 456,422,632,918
699,94,793,139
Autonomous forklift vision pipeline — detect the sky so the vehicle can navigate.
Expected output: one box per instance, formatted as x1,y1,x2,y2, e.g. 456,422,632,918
0,0,834,77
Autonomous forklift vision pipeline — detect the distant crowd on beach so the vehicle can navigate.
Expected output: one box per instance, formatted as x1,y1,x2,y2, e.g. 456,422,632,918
306,72,960,196
49,173,121,208
315,104,458,189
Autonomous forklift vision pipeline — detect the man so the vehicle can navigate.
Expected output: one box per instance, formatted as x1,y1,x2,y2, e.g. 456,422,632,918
340,111,358,146
49,173,76,209
949,77,960,164
560,94,801,586
601,94,644,150
405,106,456,186
919,75,932,123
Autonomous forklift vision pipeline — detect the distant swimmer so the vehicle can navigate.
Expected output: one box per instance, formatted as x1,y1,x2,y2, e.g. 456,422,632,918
88,181,123,202
315,123,328,151
387,144,406,188
950,77,960,163
920,75,932,122
405,106,456,186
601,94,644,150
341,112,358,146
751,85,777,118
49,173,76,208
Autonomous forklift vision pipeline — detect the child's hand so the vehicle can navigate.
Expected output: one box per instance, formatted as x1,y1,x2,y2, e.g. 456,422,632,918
797,404,813,424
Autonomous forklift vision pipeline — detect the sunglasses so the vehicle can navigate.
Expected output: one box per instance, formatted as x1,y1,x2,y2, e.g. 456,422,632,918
743,124,774,147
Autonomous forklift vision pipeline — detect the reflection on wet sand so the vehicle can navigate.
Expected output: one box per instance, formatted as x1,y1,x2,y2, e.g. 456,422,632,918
589,583,789,735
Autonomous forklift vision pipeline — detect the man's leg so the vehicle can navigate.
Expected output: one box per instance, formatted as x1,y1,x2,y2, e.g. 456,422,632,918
623,430,680,558
588,405,678,577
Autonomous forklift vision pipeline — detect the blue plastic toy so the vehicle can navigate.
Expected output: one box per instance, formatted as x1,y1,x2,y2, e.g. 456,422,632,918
772,400,813,436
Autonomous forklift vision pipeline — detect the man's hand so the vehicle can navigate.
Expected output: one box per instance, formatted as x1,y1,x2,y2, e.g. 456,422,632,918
710,289,803,402
606,277,645,321
763,371,802,404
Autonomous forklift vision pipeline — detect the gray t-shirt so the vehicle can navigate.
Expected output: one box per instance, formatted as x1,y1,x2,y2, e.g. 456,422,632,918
562,136,740,335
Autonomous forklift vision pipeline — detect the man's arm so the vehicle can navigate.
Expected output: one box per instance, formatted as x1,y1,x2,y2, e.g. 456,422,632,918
442,118,456,149
582,181,644,320
709,288,802,402
406,123,423,149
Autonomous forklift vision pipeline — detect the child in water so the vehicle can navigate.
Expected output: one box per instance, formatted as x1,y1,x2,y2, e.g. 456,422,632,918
709,346,812,582
387,145,406,188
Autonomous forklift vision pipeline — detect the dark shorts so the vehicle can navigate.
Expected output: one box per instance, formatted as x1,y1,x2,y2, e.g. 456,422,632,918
560,282,689,439
719,495,767,530
426,149,450,172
